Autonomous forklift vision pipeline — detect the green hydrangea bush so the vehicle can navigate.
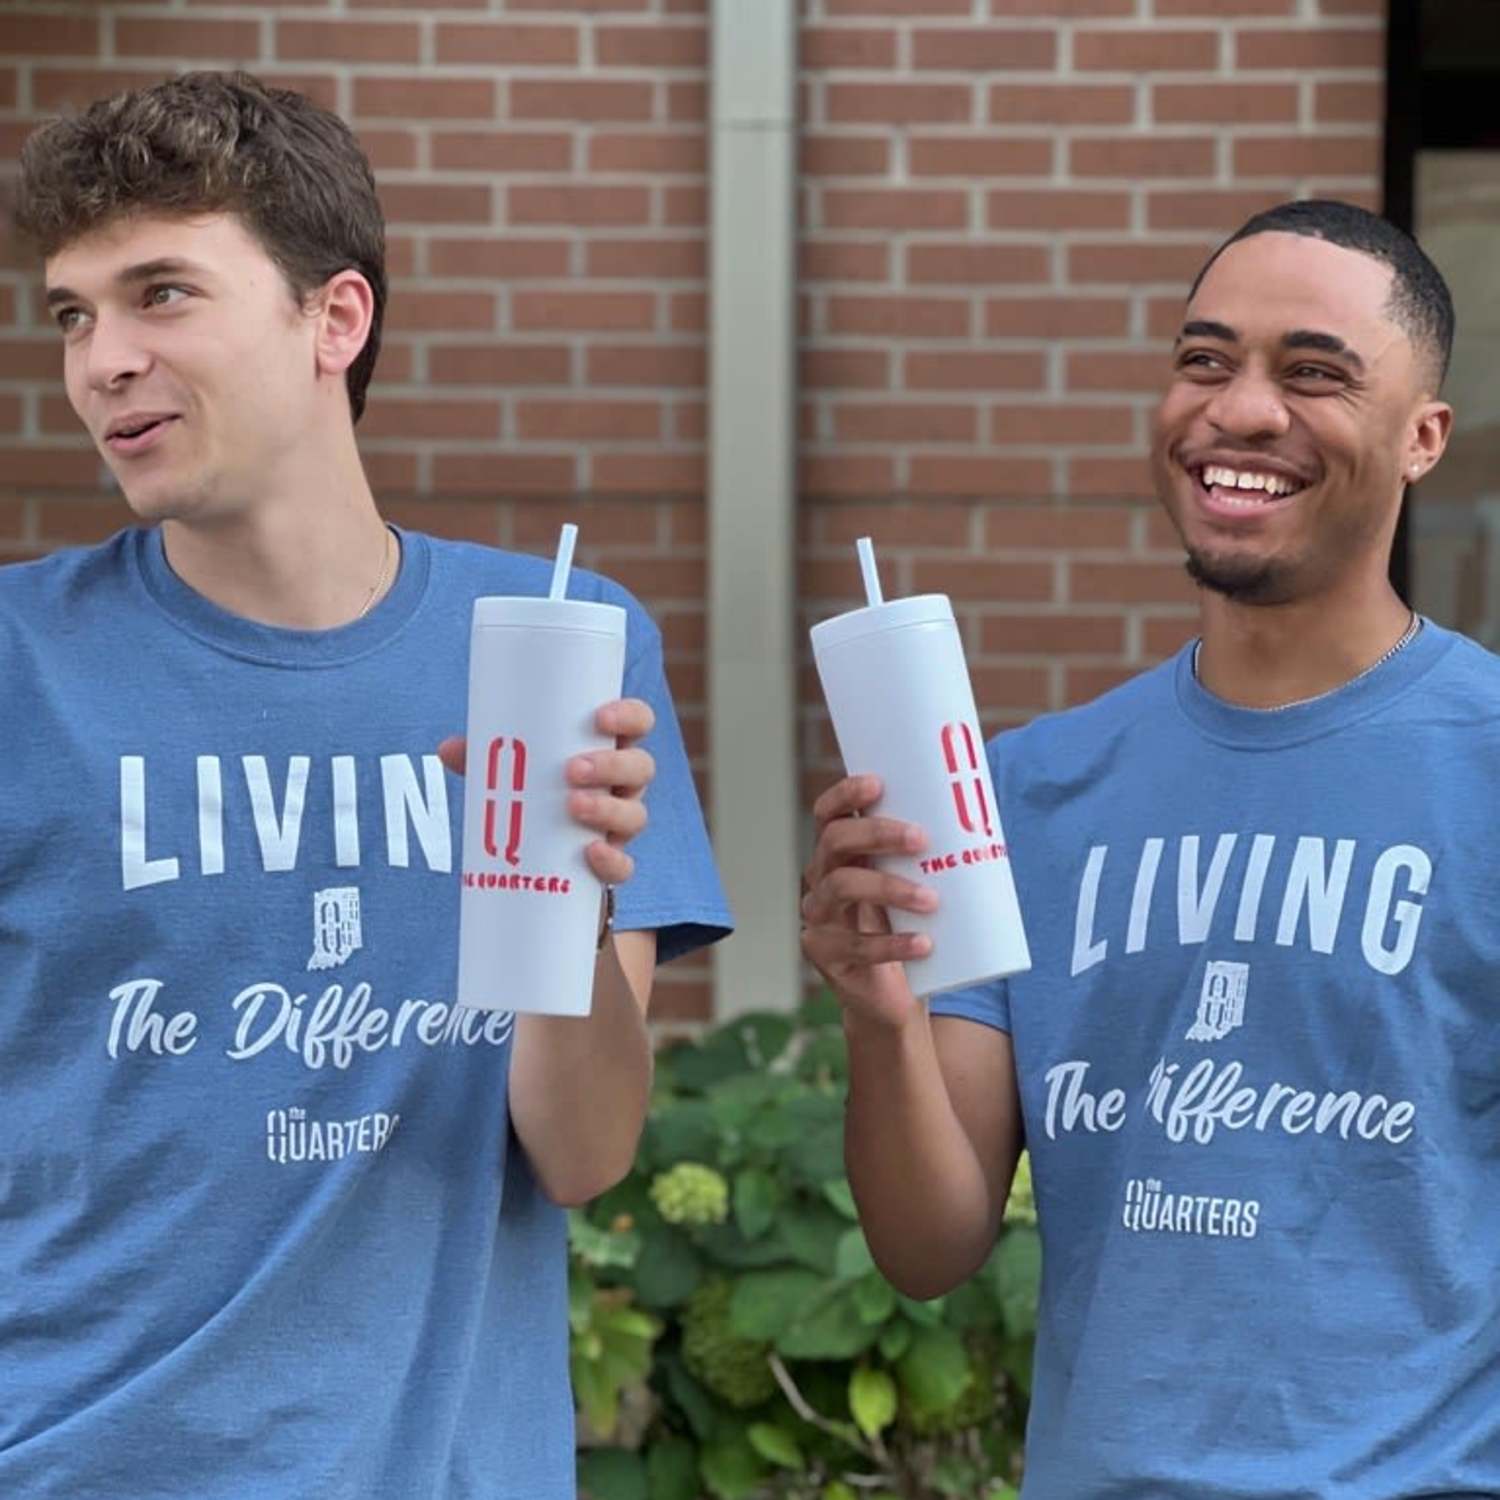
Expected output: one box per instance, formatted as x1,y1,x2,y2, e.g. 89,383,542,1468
571,996,1040,1500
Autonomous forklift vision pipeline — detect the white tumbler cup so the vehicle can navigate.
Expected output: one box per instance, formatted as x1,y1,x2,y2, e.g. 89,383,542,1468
457,596,627,1015
811,594,1031,998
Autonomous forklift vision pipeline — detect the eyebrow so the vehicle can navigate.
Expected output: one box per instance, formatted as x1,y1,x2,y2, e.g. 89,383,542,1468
45,258,211,309
1175,318,1366,372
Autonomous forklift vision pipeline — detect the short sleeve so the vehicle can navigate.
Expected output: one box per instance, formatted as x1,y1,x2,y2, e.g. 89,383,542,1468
929,977,1012,1034
615,604,733,964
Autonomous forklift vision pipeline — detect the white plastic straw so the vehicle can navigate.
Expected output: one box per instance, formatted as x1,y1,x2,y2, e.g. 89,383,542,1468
549,522,579,601
856,535,884,607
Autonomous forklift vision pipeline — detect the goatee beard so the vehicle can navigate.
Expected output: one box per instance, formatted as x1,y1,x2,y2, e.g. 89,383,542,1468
1183,549,1294,604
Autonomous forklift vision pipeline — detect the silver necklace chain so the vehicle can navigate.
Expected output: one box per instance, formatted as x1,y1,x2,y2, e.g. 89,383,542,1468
1190,611,1422,714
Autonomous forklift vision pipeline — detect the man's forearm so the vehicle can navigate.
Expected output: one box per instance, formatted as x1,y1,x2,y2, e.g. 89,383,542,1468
508,932,656,1207
844,1008,1004,1299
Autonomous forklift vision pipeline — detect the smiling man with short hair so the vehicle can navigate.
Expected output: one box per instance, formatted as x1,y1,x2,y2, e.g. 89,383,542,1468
803,200,1500,1494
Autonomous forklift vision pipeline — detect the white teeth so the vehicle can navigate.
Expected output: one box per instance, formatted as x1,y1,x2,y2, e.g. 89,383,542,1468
1201,464,1300,498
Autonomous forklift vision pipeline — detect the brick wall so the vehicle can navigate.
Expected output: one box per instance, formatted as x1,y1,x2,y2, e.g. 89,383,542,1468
0,0,1387,1021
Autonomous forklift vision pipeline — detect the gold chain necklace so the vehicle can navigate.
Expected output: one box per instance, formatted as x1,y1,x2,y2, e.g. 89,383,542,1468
356,526,394,621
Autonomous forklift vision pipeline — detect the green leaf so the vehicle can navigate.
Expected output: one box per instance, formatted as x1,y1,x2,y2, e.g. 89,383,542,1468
729,1268,825,1341
823,1483,860,1500
848,1365,898,1440
630,1226,702,1310
943,1275,998,1331
853,1271,897,1326
695,1220,797,1269
644,1437,700,1500
577,1447,647,1500
897,1324,972,1416
645,1100,722,1170
796,1029,850,1084
994,1227,1041,1340
699,1431,767,1500
1000,1331,1035,1399
799,990,843,1028
834,1227,876,1282
672,1028,751,1093
733,1168,779,1241
780,1201,845,1274
709,1071,786,1135
571,1355,619,1437
878,1319,912,1362
744,1105,804,1152
748,1421,805,1469
662,1351,720,1442
821,1179,858,1220
776,1284,881,1361
783,1124,845,1186
733,1011,796,1067
568,1210,642,1270
897,1293,946,1327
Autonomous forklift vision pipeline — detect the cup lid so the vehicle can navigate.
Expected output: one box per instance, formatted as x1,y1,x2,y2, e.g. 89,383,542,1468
472,596,627,636
810,594,955,653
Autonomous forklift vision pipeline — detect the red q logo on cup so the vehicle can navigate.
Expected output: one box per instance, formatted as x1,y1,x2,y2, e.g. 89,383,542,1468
483,736,526,867
940,721,993,838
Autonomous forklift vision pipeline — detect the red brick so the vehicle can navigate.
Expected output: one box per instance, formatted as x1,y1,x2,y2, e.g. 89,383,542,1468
1070,559,1194,603
1145,508,1187,551
801,348,891,390
834,403,978,443
597,555,705,599
39,395,82,435
368,343,414,382
970,663,1053,710
906,244,1050,284
1155,0,1290,11
801,27,899,68
910,556,1055,599
35,498,127,542
990,0,1133,12
0,340,63,380
799,454,897,495
433,452,577,494
800,241,891,282
358,129,419,171
1234,134,1380,178
436,22,578,65
513,499,662,548
0,15,99,53
828,295,970,338
597,24,706,67
1067,456,1155,497
32,70,170,110
258,71,341,111
984,506,1133,551
278,20,419,62
1070,135,1216,178
387,236,418,279
514,290,656,331
673,401,706,441
510,79,653,121
985,296,1129,338
1236,27,1383,70
517,399,660,440
361,399,499,441
1075,29,1219,71
380,498,500,544
116,18,260,57
1064,664,1144,705
991,403,1135,446
586,239,706,279
509,184,650,227
827,82,974,125
380,184,492,226
988,190,1130,231
823,189,968,232
801,136,891,176
910,454,1055,498
1314,81,1383,124
1318,0,1381,11
0,446,100,490
990,85,1133,125
428,345,572,385
502,0,647,9
667,81,706,122
590,132,707,174
592,454,705,493
586,344,705,387
0,395,21,434
1148,189,1288,231
356,76,494,119
1147,295,1190,340
906,351,1045,390
1144,615,1199,656
1307,183,1379,210
1068,240,1216,286
0,286,18,326
980,610,1127,656
429,238,569,278
818,501,972,547
826,0,969,13
663,185,707,226
908,135,1053,177
1154,82,1298,124
384,292,496,333
432,131,573,172
911,28,1057,70
1067,350,1172,393
670,293,706,332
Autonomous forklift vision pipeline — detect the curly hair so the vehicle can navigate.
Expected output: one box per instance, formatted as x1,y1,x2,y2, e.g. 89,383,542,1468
13,71,386,423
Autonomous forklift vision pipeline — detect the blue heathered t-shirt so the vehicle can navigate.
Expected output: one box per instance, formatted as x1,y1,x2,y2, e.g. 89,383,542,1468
932,620,1500,1499
0,526,732,1499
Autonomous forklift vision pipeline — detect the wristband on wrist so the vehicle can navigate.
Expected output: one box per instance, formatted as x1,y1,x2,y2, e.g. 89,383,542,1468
596,884,616,952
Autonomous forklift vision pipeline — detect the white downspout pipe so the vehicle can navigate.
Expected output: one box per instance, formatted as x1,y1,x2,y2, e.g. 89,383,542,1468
707,0,800,1016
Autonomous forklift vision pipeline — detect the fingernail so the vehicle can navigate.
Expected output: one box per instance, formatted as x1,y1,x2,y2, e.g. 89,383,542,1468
904,828,925,852
569,755,593,778
911,935,933,956
914,890,938,912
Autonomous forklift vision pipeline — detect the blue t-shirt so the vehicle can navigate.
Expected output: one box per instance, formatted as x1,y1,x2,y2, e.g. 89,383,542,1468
933,621,1500,1499
0,527,731,1499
